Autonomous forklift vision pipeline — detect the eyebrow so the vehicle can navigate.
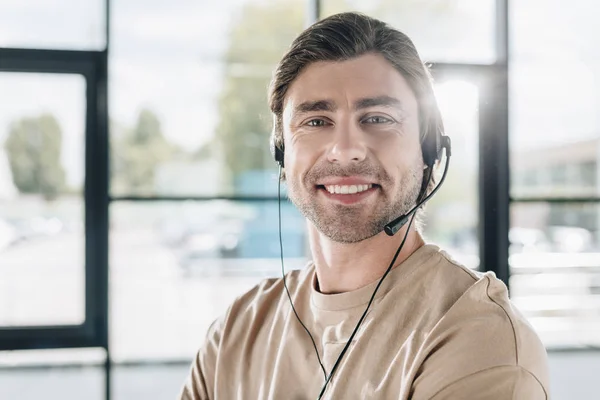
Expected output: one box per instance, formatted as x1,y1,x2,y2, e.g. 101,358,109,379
294,100,336,114
293,96,403,116
354,95,403,110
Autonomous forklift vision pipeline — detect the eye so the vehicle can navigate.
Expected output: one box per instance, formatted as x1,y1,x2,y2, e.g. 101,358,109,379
306,119,327,127
363,116,393,124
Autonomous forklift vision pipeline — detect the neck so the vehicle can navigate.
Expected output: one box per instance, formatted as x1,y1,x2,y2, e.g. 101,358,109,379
308,222,425,295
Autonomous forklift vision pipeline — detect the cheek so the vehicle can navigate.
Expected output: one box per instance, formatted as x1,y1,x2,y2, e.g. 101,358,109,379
373,136,422,178
371,136,404,168
283,147,309,191
286,138,319,173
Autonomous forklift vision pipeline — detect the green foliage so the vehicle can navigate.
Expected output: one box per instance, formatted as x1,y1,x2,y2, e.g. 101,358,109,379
214,0,307,188
4,114,66,201
111,109,179,195
192,139,214,161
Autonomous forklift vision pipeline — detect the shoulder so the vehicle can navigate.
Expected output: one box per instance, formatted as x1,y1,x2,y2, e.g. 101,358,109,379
214,263,313,338
414,246,550,397
438,249,547,373
182,267,312,399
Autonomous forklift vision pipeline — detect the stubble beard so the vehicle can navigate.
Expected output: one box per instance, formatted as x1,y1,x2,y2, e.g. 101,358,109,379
287,162,423,244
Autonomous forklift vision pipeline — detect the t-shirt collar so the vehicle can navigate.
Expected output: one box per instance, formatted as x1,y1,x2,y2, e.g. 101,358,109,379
309,243,440,312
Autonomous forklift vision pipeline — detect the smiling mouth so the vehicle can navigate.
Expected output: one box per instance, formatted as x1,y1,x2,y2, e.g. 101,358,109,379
316,183,379,194
315,184,380,205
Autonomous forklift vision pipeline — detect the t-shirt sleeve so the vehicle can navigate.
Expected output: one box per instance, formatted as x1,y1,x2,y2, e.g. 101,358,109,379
178,317,223,400
413,365,548,400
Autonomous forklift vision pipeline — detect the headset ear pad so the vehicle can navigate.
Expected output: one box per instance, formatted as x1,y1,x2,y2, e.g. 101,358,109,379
274,144,285,168
270,134,285,168
419,129,442,201
422,129,441,168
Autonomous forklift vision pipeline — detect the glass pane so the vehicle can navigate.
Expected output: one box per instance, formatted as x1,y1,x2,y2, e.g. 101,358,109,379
0,73,86,326
113,364,190,400
321,0,496,63
510,0,600,198
109,200,308,361
109,0,306,197
510,202,600,348
0,349,105,400
511,141,599,198
0,0,106,50
423,79,479,270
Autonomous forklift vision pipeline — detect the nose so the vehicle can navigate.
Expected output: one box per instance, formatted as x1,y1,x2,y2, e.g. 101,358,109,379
326,120,367,165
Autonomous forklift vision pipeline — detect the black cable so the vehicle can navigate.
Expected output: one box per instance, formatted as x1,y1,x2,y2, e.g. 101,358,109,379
278,168,328,380
276,145,449,399
316,209,417,400
316,151,450,398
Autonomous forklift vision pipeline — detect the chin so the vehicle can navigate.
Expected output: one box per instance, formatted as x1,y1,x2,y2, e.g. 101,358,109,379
313,218,382,244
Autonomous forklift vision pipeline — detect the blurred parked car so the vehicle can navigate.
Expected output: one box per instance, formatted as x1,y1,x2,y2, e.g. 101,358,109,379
177,218,243,267
547,226,594,253
5,216,64,243
509,227,552,255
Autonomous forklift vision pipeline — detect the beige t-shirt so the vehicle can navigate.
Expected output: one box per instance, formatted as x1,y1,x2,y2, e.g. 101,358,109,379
179,244,550,399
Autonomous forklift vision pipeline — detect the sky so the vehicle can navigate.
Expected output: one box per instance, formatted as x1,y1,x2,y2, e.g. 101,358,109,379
1,0,599,188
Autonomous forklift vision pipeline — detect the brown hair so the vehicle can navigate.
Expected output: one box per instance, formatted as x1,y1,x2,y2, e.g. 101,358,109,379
268,11,444,203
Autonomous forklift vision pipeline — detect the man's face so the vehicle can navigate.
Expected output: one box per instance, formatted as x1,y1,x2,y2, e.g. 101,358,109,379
282,53,425,243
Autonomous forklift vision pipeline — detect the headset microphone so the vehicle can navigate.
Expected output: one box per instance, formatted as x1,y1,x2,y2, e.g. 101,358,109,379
384,135,452,236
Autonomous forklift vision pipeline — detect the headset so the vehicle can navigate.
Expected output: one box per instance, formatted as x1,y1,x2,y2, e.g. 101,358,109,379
272,123,452,399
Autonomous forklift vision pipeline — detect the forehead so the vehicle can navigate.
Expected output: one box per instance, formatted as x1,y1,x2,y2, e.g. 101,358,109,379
283,53,418,112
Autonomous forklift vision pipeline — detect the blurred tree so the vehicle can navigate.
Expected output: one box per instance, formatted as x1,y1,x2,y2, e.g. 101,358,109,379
111,109,179,195
4,114,66,201
214,0,309,190
192,139,214,161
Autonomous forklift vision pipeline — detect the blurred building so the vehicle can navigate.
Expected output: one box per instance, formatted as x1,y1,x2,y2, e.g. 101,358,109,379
512,138,600,251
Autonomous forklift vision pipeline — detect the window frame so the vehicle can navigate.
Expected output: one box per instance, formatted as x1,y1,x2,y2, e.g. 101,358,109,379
0,48,109,352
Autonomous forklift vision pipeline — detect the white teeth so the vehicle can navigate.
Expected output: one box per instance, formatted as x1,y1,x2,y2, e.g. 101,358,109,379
324,184,373,194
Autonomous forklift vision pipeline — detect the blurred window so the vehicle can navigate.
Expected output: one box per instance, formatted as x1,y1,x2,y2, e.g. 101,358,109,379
110,201,308,362
510,203,600,348
509,0,600,349
108,0,309,369
0,349,105,400
0,0,106,50
321,0,497,63
581,161,596,187
550,165,567,186
109,0,307,197
0,72,86,327
422,80,480,270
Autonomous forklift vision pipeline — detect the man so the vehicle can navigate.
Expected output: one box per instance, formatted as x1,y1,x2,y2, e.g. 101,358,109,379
180,12,550,399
